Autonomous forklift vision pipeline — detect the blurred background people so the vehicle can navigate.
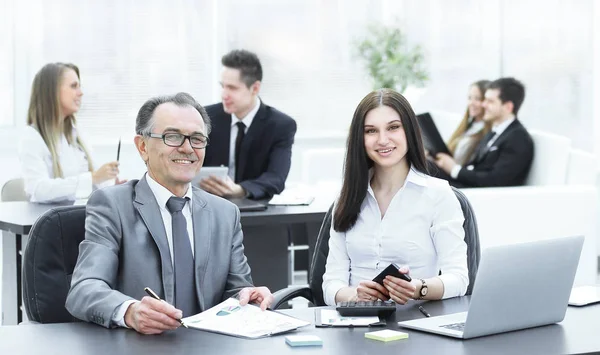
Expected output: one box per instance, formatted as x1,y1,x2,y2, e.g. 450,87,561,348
446,80,491,165
434,77,534,188
201,49,297,200
18,63,122,203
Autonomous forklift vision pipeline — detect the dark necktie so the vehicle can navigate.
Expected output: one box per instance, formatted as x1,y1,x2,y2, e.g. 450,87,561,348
474,131,497,163
166,196,198,317
234,121,246,182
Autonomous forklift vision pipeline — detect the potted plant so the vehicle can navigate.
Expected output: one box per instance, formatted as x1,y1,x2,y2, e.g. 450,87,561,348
354,24,428,94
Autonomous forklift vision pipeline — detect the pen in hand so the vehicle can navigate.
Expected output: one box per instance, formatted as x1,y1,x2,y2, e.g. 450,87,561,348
116,137,121,162
144,287,188,328
418,305,431,318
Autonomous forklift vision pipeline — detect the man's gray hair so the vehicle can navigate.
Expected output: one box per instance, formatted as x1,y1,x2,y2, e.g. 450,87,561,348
135,92,212,136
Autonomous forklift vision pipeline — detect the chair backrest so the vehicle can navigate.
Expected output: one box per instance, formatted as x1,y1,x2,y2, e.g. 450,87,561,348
525,130,571,186
307,187,480,305
450,186,480,295
23,205,86,323
565,148,597,185
1,178,28,202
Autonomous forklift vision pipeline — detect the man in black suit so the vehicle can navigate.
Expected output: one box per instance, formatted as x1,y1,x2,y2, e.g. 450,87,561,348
200,50,297,200
433,77,534,188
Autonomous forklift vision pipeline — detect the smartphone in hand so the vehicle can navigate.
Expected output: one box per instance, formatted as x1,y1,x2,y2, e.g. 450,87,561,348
372,263,412,286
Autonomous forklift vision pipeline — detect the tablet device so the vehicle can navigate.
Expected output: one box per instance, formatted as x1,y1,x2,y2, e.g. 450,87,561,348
228,198,268,212
417,112,451,156
192,166,229,187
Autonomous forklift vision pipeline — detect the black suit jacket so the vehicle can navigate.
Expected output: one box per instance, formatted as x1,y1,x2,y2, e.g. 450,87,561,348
452,119,534,188
203,101,297,199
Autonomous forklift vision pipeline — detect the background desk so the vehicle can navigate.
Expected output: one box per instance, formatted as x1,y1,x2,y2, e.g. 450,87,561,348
1,297,599,355
0,199,331,325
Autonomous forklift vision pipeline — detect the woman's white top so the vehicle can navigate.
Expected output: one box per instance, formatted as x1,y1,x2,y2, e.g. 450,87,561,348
19,125,94,203
452,120,485,165
322,168,469,306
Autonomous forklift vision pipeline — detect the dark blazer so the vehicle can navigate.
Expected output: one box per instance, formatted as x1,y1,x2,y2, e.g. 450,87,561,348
204,101,297,200
452,119,534,188
66,177,253,327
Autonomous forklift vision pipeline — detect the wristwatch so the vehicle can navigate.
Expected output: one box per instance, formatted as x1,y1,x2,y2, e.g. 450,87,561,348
417,278,428,299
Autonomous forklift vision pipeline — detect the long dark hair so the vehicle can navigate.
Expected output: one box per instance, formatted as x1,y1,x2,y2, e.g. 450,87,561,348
334,89,428,232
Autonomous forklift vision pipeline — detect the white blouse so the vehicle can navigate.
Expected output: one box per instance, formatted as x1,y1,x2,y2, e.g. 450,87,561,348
19,125,98,203
322,168,469,306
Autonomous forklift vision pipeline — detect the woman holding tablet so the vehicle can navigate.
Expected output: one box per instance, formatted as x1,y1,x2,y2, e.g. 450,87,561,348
322,89,468,306
19,63,121,203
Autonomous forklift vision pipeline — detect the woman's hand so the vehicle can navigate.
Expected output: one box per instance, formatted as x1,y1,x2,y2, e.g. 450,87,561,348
383,265,416,305
355,280,390,301
92,161,119,185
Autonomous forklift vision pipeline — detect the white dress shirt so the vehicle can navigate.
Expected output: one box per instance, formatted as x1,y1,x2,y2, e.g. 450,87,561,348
112,174,195,327
450,115,516,178
322,168,468,306
228,98,260,180
19,125,96,203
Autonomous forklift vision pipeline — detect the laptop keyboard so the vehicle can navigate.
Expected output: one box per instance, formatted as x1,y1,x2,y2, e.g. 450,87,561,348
440,322,465,332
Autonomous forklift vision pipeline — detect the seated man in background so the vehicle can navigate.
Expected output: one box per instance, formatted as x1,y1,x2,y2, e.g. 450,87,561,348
66,92,273,334
432,77,534,188
201,49,297,200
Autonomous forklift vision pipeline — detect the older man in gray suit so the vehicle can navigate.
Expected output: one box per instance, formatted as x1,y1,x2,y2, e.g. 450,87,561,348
66,92,272,334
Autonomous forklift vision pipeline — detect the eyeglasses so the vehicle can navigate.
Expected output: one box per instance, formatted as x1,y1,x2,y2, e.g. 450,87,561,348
148,132,209,149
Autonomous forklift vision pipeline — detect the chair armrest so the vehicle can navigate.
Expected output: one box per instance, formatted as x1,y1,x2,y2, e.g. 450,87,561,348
271,286,313,310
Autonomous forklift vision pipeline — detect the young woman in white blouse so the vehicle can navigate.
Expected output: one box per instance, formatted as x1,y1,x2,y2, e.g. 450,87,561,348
19,63,121,203
322,89,469,306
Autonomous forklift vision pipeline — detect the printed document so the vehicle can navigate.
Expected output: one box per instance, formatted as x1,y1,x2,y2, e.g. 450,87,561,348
182,298,310,339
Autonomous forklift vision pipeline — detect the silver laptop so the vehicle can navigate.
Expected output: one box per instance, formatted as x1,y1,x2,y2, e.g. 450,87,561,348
398,235,584,339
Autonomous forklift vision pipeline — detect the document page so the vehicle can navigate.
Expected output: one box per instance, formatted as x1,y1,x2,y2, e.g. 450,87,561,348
182,298,310,339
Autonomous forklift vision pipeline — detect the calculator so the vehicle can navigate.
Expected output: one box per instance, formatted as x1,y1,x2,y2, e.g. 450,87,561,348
336,300,396,317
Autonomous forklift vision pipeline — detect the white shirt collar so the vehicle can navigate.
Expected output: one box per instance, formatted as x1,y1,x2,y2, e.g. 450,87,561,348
145,172,193,210
231,97,261,129
492,115,515,137
367,165,429,196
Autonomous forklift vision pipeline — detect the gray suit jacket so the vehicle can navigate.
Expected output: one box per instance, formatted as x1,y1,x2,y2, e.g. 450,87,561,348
65,176,254,328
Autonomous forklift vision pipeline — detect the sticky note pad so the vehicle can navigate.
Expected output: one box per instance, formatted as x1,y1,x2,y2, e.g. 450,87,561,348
365,329,409,342
285,335,323,347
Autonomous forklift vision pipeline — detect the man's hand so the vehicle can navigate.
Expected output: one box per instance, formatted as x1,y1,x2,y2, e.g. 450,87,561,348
199,176,246,198
124,296,182,335
434,153,457,174
238,286,274,310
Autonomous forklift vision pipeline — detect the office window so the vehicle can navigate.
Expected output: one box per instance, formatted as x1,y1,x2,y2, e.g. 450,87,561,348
19,0,216,145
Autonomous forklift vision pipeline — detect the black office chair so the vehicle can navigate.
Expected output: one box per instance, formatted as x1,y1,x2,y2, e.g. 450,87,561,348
271,187,480,309
22,205,86,323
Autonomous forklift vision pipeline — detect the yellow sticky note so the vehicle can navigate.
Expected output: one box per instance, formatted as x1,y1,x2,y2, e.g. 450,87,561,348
365,329,409,342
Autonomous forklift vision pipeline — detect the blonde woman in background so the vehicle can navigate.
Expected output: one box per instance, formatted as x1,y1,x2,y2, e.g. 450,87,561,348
445,80,491,165
18,63,121,203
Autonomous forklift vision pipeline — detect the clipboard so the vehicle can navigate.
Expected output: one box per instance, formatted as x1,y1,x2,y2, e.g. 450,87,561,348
314,309,386,328
417,112,451,156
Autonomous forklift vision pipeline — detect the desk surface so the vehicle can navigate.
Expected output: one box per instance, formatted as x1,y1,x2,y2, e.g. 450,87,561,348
0,198,332,234
1,298,599,355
